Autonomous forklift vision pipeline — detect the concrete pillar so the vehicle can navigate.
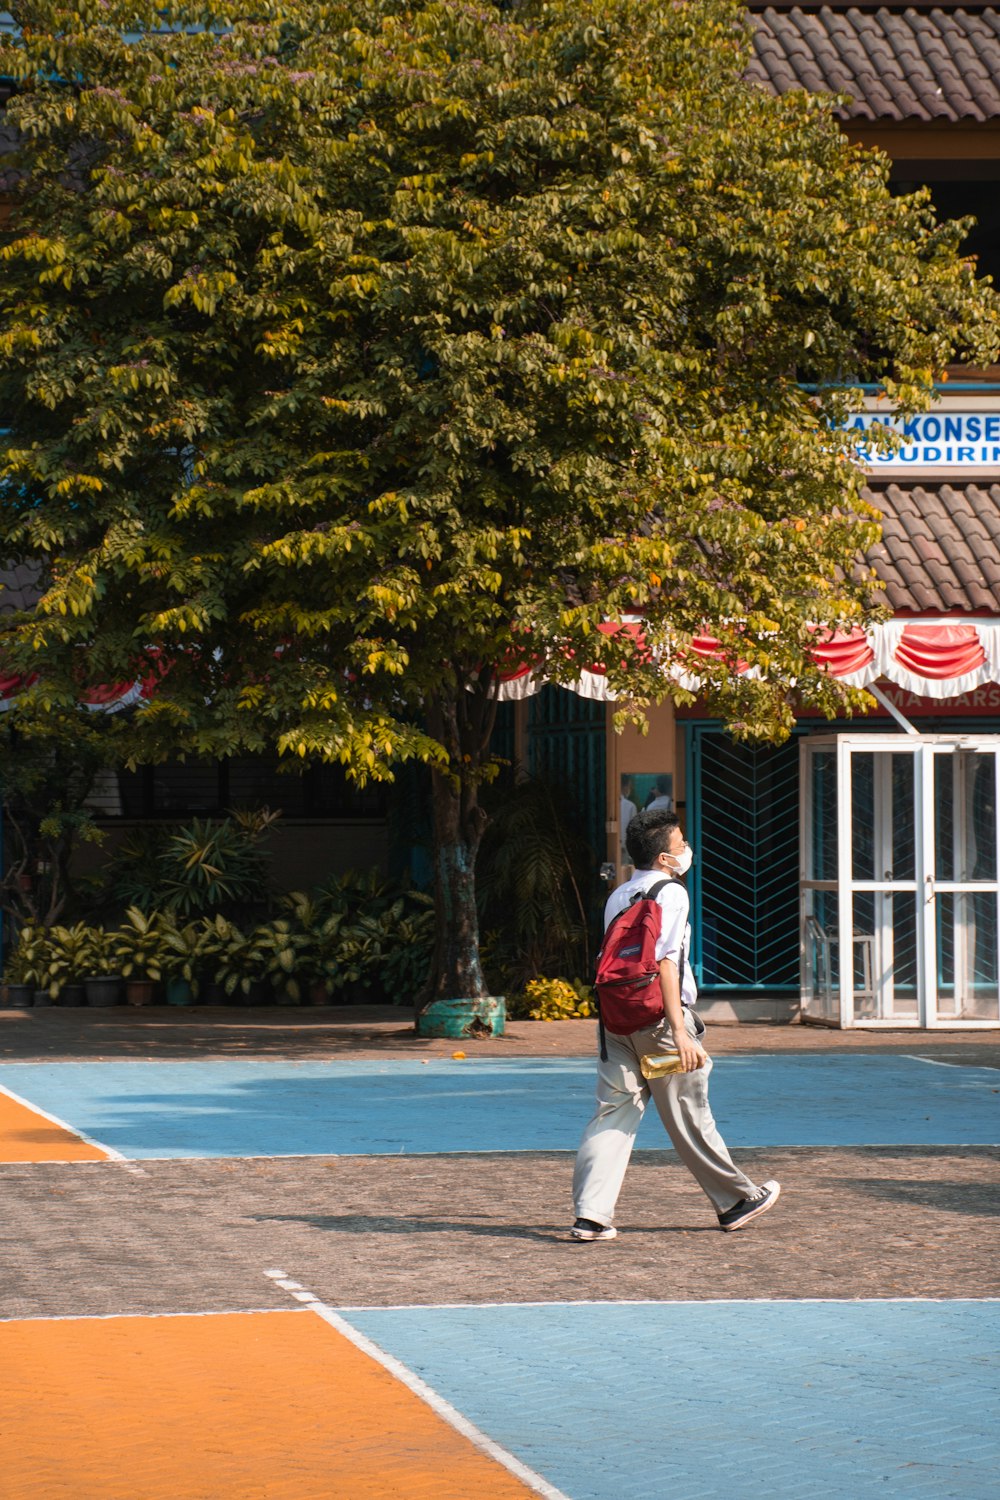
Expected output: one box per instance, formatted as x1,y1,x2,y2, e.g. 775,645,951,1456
605,699,678,880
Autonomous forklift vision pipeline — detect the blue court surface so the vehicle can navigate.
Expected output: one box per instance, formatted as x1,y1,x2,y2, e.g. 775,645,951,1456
2,1054,998,1157
340,1299,1000,1500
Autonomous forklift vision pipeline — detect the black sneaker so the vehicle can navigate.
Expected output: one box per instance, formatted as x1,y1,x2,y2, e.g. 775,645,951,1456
570,1217,618,1241
717,1180,781,1232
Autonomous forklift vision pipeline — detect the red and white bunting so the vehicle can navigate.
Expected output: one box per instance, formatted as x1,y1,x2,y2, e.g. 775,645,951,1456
496,619,1000,703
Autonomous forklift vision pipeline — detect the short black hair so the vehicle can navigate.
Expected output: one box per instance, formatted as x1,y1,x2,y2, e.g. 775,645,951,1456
626,808,680,869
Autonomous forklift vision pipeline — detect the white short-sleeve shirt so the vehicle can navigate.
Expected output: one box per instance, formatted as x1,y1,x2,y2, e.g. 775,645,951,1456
603,868,697,1009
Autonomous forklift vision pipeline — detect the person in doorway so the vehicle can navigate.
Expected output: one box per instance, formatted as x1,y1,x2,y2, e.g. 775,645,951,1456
619,777,639,863
571,808,780,1240
643,774,673,812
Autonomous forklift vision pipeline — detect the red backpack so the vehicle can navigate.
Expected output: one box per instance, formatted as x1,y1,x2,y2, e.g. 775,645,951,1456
594,878,685,1060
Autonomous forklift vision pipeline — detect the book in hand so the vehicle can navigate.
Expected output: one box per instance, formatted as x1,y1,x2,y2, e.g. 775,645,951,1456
639,1049,706,1079
639,1050,684,1079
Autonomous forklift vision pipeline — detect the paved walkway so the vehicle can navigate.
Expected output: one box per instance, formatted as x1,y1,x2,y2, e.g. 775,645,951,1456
2,1006,998,1498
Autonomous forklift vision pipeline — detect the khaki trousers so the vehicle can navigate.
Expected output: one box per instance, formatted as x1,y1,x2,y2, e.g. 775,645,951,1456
572,1010,758,1226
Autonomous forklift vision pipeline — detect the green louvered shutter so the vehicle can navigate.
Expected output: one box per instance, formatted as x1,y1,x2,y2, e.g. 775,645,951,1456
689,728,801,991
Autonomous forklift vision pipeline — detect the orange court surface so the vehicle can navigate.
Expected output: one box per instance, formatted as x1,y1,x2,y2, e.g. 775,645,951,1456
0,1309,539,1500
0,1087,109,1163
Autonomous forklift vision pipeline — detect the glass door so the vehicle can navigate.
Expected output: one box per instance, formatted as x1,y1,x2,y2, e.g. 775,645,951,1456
802,735,1000,1027
847,744,921,1025
925,747,1000,1025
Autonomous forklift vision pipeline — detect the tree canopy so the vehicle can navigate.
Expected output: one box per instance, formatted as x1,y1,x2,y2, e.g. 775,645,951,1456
1,0,998,1002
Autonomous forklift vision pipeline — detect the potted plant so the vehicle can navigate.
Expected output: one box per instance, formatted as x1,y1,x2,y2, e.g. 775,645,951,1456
334,912,385,1004
43,922,93,1006
192,914,241,1005
214,923,258,1004
2,925,49,1007
280,893,345,1004
159,916,200,1005
248,919,304,1005
110,907,166,1005
377,901,435,1007
77,926,123,1007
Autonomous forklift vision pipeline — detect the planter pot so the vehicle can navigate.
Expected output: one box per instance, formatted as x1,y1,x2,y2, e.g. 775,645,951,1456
125,979,157,1007
84,976,122,1008
308,980,330,1006
416,995,506,1039
164,977,196,1006
57,984,87,1008
33,988,55,1009
4,983,34,1009
199,980,226,1006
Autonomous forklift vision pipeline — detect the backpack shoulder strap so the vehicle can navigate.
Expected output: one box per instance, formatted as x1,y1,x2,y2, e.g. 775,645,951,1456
646,877,686,992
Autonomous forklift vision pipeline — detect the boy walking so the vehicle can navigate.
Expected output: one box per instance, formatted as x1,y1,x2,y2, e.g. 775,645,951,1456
571,808,780,1240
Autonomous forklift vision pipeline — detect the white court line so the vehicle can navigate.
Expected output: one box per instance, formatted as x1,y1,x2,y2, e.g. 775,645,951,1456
906,1055,1000,1072
332,1296,1000,1311
260,1271,568,1500
72,1139,1000,1162
0,1081,123,1160
311,1303,570,1500
7,1297,998,1328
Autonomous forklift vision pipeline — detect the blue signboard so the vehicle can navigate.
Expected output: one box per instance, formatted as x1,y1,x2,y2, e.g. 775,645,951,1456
846,410,1000,468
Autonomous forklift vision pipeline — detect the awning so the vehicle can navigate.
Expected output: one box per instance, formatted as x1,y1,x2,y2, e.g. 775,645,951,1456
497,619,1000,703
1,620,996,711
0,670,155,714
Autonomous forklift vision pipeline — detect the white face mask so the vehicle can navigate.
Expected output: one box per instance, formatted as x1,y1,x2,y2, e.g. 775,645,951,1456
667,844,693,876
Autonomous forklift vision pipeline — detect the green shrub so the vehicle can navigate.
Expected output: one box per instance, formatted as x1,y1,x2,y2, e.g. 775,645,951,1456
100,809,277,921
280,876,433,1003
508,977,594,1021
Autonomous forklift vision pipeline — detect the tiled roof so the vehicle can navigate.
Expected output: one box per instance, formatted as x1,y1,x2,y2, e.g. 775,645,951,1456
0,560,42,614
748,6,1000,122
863,482,1000,611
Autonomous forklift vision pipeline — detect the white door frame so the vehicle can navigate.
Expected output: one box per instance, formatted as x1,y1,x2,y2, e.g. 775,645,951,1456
801,732,1000,1028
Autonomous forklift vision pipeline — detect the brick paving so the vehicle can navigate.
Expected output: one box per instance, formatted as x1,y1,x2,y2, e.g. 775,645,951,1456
2,1009,998,1322
3,1002,1000,1065
3,1146,998,1319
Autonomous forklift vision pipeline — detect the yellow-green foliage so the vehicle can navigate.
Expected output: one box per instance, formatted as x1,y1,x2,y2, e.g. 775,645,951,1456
520,977,594,1022
2,0,999,1009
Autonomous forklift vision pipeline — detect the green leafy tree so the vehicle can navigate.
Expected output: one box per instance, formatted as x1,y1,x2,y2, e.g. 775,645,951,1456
0,1,997,1013
0,711,112,928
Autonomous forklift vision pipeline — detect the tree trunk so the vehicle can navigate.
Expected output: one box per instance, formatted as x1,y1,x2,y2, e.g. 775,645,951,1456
416,679,499,1034
425,765,488,1004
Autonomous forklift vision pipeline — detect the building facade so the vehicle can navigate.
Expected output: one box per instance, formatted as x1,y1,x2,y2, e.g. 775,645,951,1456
509,2,1000,1027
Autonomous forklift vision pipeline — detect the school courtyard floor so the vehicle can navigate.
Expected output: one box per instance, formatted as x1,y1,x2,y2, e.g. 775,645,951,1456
2,1004,998,1500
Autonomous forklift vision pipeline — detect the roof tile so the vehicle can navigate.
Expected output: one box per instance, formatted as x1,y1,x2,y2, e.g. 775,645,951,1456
863,483,1000,611
748,7,1000,124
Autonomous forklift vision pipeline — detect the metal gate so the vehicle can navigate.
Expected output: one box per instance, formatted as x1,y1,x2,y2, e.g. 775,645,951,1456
527,687,606,865
687,726,801,991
